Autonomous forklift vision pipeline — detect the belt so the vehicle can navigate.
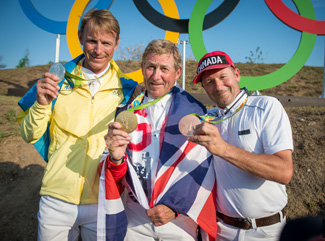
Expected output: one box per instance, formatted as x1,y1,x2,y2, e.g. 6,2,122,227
217,210,284,230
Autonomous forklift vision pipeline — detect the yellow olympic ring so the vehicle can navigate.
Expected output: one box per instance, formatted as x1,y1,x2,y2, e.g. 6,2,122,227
66,0,180,83
66,0,88,59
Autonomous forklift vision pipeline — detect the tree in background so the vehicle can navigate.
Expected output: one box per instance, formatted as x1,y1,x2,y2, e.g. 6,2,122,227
16,49,30,68
116,43,144,61
245,46,264,64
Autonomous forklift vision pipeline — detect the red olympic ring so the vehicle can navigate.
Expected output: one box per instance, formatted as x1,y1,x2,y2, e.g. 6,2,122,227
265,0,325,35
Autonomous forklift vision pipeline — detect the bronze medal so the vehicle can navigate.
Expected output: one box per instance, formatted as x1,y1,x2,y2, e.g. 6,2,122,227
178,115,201,137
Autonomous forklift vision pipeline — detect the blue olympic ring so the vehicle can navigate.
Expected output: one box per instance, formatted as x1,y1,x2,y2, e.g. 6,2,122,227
19,0,113,34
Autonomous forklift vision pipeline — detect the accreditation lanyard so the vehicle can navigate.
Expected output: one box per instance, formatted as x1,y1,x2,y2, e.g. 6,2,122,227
64,59,111,89
193,90,248,124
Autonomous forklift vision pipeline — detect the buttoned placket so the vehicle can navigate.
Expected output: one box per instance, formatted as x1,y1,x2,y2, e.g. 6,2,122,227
146,94,172,198
148,100,166,162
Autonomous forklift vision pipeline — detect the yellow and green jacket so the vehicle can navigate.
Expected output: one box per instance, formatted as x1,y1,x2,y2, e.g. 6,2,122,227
17,54,138,204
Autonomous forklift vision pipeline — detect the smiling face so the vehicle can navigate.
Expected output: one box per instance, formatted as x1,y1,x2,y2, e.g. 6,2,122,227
142,53,181,99
78,23,119,74
201,66,241,108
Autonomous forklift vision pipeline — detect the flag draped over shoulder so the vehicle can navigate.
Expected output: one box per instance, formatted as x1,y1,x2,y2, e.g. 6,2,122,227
98,86,217,241
16,54,137,162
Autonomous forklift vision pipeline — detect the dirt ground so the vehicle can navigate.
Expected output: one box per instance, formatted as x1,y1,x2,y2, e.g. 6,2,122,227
0,63,324,240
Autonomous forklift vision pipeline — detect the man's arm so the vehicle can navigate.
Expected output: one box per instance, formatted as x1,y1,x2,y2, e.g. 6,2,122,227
20,72,61,143
104,122,131,163
188,123,293,185
106,157,127,182
20,102,51,143
130,84,145,100
36,72,60,106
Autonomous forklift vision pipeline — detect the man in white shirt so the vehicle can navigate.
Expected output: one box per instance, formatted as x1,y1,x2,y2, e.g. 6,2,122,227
189,51,293,241
100,40,217,241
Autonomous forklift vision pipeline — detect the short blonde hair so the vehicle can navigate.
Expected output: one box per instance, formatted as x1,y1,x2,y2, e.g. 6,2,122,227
142,39,182,71
80,9,120,42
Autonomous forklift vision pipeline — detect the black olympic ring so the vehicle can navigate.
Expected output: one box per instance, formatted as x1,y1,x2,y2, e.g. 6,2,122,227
132,0,240,33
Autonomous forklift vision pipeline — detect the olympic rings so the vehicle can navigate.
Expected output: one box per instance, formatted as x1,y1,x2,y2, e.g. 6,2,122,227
23,0,179,83
240,0,317,90
20,0,321,89
126,0,180,83
188,0,212,60
189,0,317,91
66,0,91,59
19,0,112,34
133,0,239,33
265,0,325,35
19,0,180,81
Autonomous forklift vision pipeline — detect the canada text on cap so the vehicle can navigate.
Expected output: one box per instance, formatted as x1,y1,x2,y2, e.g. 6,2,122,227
193,51,235,84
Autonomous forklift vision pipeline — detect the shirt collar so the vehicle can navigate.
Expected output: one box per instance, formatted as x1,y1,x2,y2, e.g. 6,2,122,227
208,89,248,117
81,61,111,85
225,89,247,115
145,89,173,109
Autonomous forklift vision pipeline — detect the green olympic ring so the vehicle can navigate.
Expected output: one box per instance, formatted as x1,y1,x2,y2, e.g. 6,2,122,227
189,0,317,91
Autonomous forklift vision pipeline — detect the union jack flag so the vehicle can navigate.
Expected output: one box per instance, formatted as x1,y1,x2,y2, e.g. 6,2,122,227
97,86,217,241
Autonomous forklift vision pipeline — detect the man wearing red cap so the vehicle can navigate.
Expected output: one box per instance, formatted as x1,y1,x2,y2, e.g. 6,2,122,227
190,51,293,241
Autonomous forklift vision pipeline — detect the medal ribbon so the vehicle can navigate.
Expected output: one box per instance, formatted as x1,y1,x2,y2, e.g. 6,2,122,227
127,88,173,112
64,59,111,89
191,90,248,124
191,95,247,124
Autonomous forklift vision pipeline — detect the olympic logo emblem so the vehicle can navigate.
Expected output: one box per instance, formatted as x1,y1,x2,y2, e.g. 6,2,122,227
20,0,324,90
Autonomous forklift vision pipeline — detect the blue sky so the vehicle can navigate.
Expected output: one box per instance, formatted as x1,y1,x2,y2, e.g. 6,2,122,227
0,0,324,69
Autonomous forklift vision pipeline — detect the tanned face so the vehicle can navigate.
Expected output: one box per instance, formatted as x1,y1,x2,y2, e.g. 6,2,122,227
78,23,119,74
201,67,241,108
142,53,181,99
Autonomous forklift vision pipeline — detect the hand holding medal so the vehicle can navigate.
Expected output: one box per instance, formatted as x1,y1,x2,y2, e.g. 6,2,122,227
180,93,248,137
178,115,202,137
49,62,65,81
37,63,66,106
115,111,138,133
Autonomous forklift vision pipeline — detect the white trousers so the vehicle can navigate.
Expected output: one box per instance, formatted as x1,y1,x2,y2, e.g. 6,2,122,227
37,195,98,241
124,193,198,241
216,215,286,241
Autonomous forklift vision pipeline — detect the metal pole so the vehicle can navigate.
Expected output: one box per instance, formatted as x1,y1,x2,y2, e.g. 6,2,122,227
182,41,187,90
321,36,325,98
178,40,188,90
55,34,60,63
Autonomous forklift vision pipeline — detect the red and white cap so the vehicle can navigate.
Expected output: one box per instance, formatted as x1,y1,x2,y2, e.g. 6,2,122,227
193,51,235,84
